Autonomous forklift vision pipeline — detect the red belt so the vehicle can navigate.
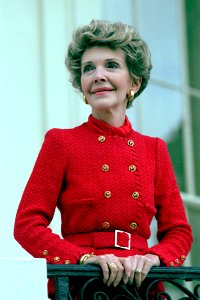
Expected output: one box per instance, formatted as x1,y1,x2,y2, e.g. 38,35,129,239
65,230,148,251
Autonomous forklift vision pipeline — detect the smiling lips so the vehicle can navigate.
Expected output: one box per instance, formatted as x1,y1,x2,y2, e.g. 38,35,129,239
91,87,114,95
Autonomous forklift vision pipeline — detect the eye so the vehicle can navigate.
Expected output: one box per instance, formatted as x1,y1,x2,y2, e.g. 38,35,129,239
82,64,95,73
106,61,119,69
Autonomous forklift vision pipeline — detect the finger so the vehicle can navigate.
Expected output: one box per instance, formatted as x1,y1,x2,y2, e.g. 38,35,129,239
101,260,110,284
132,256,145,287
141,259,153,282
106,258,124,287
113,263,124,287
103,254,120,285
85,255,110,284
135,256,153,287
127,256,138,285
141,267,150,282
107,262,119,287
134,267,143,288
120,258,132,285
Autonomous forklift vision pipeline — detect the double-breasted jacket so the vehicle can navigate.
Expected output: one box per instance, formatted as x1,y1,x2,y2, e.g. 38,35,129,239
14,115,193,269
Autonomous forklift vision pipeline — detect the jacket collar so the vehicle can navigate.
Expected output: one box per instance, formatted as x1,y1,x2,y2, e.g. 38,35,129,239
87,114,132,137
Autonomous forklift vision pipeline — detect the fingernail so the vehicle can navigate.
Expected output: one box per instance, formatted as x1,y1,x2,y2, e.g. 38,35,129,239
123,280,127,285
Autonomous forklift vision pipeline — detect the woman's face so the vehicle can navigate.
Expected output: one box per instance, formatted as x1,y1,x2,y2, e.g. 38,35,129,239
81,46,140,114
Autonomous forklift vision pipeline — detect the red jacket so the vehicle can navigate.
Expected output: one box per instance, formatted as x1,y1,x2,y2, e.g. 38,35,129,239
14,115,192,268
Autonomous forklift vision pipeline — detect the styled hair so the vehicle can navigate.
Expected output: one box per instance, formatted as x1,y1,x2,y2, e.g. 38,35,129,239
65,19,152,107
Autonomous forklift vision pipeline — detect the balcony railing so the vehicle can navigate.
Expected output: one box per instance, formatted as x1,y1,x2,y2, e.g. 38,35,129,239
47,264,200,299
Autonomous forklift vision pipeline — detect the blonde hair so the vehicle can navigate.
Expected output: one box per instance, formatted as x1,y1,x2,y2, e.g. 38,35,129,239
66,20,152,107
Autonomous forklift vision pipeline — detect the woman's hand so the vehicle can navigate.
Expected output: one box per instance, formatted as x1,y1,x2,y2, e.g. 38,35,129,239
82,253,160,288
119,254,160,288
82,254,124,287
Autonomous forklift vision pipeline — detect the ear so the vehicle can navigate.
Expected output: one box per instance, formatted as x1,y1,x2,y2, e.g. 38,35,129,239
131,78,142,94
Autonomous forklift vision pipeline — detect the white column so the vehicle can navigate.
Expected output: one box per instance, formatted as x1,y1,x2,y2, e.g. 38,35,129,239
0,259,47,299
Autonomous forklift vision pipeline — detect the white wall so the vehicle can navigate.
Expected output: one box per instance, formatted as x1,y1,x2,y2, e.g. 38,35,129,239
0,0,102,260
0,1,101,297
0,258,47,299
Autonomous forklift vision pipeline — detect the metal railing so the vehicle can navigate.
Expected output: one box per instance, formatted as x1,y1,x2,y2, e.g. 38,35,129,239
47,264,200,299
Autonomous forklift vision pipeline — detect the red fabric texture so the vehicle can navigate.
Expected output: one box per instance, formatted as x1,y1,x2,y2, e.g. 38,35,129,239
14,114,193,297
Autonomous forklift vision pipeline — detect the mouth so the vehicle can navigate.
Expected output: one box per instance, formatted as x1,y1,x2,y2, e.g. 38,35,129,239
91,87,114,95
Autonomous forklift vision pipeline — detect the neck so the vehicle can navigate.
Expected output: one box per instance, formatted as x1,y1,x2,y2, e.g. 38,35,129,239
92,108,126,127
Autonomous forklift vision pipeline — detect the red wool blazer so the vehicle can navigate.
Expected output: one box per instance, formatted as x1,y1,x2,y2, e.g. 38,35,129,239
14,115,193,268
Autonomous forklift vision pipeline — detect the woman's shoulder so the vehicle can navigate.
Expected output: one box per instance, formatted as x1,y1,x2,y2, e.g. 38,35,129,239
133,130,169,156
46,122,87,136
133,131,170,165
44,122,88,143
133,129,165,144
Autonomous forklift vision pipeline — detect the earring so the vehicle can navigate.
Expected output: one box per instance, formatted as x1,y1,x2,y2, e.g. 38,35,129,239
127,89,135,102
83,95,88,104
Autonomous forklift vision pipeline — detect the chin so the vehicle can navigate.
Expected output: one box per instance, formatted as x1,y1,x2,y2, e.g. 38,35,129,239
93,103,116,110
93,98,117,106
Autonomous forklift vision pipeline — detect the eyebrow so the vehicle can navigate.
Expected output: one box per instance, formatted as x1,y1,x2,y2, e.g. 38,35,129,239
82,58,122,66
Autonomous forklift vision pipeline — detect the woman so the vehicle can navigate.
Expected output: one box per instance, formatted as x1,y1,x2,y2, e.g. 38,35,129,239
14,20,193,299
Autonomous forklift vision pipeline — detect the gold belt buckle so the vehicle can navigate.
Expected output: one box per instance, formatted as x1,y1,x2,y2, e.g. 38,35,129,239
114,229,131,250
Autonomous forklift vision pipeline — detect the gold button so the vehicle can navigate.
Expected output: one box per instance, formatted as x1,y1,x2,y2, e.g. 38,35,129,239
170,262,174,266
130,222,137,230
104,191,111,198
102,164,109,172
181,255,186,261
42,250,48,256
127,140,134,146
64,259,71,264
102,221,110,229
129,165,136,172
175,259,180,264
54,256,60,262
132,192,139,199
98,135,106,142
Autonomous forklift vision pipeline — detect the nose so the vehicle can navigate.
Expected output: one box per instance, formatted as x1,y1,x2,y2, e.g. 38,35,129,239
93,67,106,83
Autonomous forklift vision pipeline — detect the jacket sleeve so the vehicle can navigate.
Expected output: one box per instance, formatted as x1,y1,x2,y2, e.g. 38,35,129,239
14,129,94,264
145,138,193,266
